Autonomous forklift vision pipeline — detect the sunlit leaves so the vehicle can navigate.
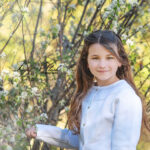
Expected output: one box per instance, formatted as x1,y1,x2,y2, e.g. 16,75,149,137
0,0,150,149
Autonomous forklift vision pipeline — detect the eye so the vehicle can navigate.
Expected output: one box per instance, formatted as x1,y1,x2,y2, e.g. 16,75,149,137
91,57,98,60
107,56,114,59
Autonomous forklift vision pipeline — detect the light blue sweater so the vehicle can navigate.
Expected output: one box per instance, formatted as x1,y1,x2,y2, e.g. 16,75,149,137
36,79,142,150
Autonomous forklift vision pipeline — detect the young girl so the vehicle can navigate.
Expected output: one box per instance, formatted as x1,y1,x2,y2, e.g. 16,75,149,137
26,30,143,150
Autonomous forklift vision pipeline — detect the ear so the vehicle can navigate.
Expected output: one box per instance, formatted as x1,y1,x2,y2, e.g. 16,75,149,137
118,61,122,67
118,63,122,67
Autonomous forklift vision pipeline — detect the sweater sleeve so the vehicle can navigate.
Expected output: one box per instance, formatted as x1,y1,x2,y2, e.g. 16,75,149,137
111,90,142,150
36,124,79,149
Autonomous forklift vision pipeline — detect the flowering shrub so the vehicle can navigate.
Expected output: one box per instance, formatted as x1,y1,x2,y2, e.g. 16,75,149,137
0,0,150,150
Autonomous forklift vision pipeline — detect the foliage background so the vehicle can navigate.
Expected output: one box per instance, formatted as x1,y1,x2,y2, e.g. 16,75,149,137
0,0,150,150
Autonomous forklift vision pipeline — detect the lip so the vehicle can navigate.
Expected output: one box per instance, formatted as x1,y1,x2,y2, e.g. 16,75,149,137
97,70,108,73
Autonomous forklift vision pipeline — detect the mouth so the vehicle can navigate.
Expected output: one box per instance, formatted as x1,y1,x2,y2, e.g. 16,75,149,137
97,70,108,73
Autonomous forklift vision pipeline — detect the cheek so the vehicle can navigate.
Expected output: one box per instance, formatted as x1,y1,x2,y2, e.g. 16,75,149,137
88,60,97,69
111,60,121,68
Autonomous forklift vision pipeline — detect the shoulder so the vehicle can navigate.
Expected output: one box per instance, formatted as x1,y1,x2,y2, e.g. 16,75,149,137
113,80,142,109
113,80,139,98
108,80,138,98
117,81,139,99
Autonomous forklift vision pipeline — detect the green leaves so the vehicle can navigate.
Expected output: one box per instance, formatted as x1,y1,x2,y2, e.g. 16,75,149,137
51,24,60,39
0,0,150,149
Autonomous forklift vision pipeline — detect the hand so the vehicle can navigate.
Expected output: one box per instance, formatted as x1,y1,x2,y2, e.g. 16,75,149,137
25,126,37,138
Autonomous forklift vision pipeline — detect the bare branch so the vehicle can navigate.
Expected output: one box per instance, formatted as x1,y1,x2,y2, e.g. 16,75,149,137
0,0,31,55
119,0,146,34
71,0,90,44
43,56,51,89
0,1,17,22
57,0,63,60
145,86,150,97
21,19,32,86
87,0,106,30
138,74,150,90
134,62,150,76
0,18,23,55
127,22,150,39
30,0,43,60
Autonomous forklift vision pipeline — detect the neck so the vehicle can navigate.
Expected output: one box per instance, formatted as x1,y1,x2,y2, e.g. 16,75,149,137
97,77,120,86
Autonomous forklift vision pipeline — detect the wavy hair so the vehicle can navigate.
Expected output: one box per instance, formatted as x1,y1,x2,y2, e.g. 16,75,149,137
68,30,147,134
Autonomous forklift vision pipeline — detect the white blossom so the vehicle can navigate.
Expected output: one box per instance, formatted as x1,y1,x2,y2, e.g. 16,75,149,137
128,0,138,5
10,136,15,143
0,91,4,96
39,28,45,33
83,31,88,36
10,33,13,37
21,7,29,13
40,113,48,119
21,91,28,99
126,39,134,46
6,145,13,150
56,24,61,32
67,70,72,75
26,105,33,112
122,34,127,40
13,71,20,79
112,21,118,33
1,69,9,76
113,21,118,28
103,11,110,18
3,90,8,96
21,133,26,138
13,82,17,87
19,61,24,66
31,87,38,95
65,106,69,112
103,2,116,19
58,63,67,72
119,0,126,5
96,0,105,6
12,64,18,70
113,28,117,34
0,52,6,58
6,125,12,132
58,63,65,68
138,25,143,29
0,75,2,81
131,65,135,72
59,99,65,106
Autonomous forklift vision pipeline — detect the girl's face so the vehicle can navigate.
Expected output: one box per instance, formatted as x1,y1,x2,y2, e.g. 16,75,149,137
87,43,121,86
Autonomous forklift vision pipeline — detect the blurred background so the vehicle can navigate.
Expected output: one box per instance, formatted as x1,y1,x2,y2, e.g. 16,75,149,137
0,0,150,149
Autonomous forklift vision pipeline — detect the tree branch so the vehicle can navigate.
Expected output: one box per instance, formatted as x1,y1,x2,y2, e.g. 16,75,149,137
21,19,32,86
138,74,150,90
71,0,90,44
30,0,43,60
134,62,150,76
0,0,31,55
87,0,106,30
145,86,150,97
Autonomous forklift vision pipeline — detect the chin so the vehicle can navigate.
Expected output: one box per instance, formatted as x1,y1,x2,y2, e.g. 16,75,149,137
97,77,110,81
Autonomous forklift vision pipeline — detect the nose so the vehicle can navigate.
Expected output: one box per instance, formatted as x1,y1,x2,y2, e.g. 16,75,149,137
97,60,106,68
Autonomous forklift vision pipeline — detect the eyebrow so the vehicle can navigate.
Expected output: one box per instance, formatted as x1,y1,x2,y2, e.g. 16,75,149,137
90,54,113,57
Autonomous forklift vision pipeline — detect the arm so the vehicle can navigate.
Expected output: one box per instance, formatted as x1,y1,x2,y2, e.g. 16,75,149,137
111,90,142,150
36,124,79,149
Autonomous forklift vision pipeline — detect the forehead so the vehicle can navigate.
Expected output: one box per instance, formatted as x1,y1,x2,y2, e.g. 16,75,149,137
88,43,118,56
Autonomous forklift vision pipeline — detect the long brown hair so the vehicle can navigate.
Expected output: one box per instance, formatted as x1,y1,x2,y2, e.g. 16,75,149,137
68,30,147,134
